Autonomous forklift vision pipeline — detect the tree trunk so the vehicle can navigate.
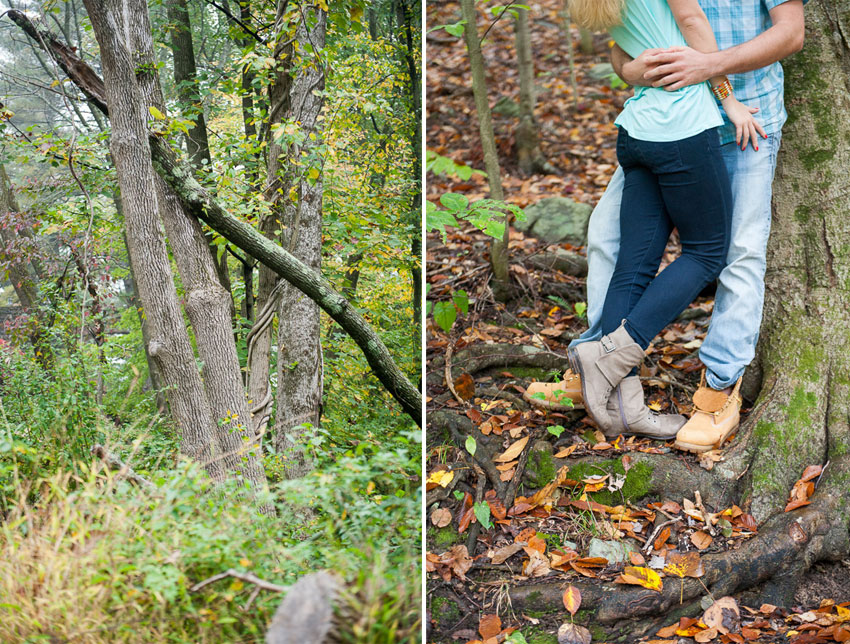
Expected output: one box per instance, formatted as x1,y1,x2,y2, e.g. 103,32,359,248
81,0,225,480
459,0,510,298
578,26,594,54
272,5,327,478
125,0,267,489
9,9,422,425
514,8,551,175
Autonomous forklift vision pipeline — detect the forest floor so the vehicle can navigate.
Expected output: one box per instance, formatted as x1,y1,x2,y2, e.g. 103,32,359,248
424,1,850,643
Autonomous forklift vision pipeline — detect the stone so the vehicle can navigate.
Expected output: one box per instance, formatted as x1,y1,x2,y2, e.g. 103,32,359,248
587,538,638,564
266,571,339,644
514,197,593,246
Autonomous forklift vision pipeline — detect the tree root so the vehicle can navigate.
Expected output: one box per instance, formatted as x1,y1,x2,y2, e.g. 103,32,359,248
427,343,569,388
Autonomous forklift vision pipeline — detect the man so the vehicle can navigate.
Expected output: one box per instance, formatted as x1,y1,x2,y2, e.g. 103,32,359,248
525,0,805,451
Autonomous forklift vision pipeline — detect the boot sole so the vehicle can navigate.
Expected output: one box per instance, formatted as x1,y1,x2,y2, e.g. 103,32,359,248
674,427,737,453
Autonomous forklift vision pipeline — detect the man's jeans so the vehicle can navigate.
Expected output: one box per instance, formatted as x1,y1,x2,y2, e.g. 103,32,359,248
572,132,782,390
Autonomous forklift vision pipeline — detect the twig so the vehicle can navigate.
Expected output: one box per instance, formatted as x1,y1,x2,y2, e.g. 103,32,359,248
190,569,288,594
446,343,466,405
694,491,717,536
642,518,679,555
466,465,487,555
503,433,534,508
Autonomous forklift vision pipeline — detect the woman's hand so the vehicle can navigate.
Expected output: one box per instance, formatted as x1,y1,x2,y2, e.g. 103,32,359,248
721,97,767,151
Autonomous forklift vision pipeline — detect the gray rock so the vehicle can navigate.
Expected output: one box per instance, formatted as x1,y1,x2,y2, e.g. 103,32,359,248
587,538,638,564
589,62,615,80
514,197,593,246
266,571,339,644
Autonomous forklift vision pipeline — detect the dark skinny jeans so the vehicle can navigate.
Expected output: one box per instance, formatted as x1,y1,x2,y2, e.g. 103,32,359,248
600,127,732,349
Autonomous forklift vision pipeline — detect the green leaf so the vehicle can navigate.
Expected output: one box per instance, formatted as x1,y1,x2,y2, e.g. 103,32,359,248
465,435,476,456
574,302,588,319
432,301,457,334
439,192,469,213
426,202,459,240
444,21,466,37
452,290,469,315
453,490,465,501
473,500,492,529
547,425,566,438
506,633,528,644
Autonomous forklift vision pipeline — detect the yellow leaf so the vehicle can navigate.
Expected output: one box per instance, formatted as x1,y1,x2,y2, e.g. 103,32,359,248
229,579,244,592
366,480,375,494
616,566,663,592
148,105,165,120
307,167,320,180
426,469,455,488
239,558,251,567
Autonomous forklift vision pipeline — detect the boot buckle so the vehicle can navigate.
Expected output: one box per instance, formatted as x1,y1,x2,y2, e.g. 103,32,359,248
600,336,616,353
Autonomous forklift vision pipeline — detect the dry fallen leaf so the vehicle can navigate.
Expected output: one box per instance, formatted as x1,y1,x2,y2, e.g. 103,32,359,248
557,622,592,644
616,566,663,592
495,435,530,462
694,626,719,642
691,530,713,550
555,444,579,458
703,596,740,634
430,507,452,528
490,541,525,565
663,550,705,578
478,613,501,640
453,373,476,400
563,585,582,616
426,468,454,490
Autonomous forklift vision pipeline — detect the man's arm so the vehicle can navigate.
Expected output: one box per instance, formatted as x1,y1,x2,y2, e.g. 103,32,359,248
643,1,805,89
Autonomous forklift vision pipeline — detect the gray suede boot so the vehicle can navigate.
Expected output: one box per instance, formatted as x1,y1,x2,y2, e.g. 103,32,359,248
568,323,645,432
604,376,686,440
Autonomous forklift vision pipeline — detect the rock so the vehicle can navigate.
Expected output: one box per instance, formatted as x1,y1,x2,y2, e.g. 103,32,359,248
266,571,339,644
589,62,615,80
587,538,638,564
514,197,593,246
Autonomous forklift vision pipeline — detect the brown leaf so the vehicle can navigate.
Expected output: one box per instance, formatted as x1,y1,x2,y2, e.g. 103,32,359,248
453,373,476,400
465,408,482,424
478,614,502,639
431,507,452,528
490,542,525,565
800,464,824,482
629,551,646,566
523,548,551,577
555,444,579,458
562,585,582,616
485,490,507,521
694,626,719,642
557,622,592,644
691,530,713,550
663,550,705,578
739,513,758,532
569,561,598,578
495,435,529,462
703,596,740,635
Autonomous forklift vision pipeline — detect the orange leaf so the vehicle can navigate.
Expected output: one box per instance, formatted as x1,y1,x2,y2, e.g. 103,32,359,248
453,373,475,400
653,526,671,551
664,550,704,578
555,444,578,458
800,464,824,482
691,530,713,550
563,585,582,616
629,551,646,566
495,436,529,462
616,566,663,592
478,614,501,639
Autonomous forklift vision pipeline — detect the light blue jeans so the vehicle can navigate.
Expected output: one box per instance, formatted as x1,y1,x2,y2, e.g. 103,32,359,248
572,132,782,390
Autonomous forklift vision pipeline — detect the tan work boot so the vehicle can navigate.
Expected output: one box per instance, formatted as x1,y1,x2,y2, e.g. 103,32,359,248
523,369,584,410
568,323,645,432
674,374,742,453
604,375,687,440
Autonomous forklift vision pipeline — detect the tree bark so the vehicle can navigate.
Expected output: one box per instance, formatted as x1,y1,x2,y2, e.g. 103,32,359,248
514,8,551,175
80,0,225,480
459,0,510,298
125,0,267,488
7,8,422,425
271,5,326,478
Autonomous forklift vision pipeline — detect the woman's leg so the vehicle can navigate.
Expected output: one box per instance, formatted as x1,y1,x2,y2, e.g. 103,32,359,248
622,130,732,348
599,165,673,340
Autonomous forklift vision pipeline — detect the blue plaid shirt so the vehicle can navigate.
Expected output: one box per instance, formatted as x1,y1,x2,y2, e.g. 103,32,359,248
701,0,804,144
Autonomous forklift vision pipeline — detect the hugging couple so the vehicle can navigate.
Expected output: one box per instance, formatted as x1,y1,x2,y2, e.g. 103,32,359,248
524,0,806,452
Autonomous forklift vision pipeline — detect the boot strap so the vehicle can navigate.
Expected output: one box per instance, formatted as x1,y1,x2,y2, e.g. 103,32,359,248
692,376,742,415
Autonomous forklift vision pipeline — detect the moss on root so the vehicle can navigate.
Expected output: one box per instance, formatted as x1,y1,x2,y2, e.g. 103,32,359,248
430,596,461,630
525,449,557,489
428,526,463,548
564,459,654,506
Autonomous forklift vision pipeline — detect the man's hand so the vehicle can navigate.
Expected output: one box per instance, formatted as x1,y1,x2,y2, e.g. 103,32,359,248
642,46,719,90
612,45,665,87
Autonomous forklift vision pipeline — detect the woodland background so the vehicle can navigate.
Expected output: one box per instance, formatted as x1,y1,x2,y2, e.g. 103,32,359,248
425,1,850,643
0,0,421,641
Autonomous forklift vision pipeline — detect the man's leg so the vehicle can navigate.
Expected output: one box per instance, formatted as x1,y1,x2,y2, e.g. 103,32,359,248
570,166,625,346
675,132,781,453
699,132,782,389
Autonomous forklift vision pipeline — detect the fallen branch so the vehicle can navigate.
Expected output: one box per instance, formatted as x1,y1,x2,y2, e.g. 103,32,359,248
8,10,422,426
91,444,153,488
190,568,288,594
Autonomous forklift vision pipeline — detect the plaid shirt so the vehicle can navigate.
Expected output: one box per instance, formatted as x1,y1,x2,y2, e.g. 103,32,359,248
701,0,804,144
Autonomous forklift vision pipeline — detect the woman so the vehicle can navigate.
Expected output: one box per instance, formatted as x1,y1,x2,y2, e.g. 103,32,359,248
564,0,765,438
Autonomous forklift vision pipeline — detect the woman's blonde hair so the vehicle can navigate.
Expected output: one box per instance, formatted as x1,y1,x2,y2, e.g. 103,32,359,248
568,0,625,31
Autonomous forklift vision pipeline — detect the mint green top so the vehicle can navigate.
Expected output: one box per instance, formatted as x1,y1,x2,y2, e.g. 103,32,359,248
609,0,723,142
